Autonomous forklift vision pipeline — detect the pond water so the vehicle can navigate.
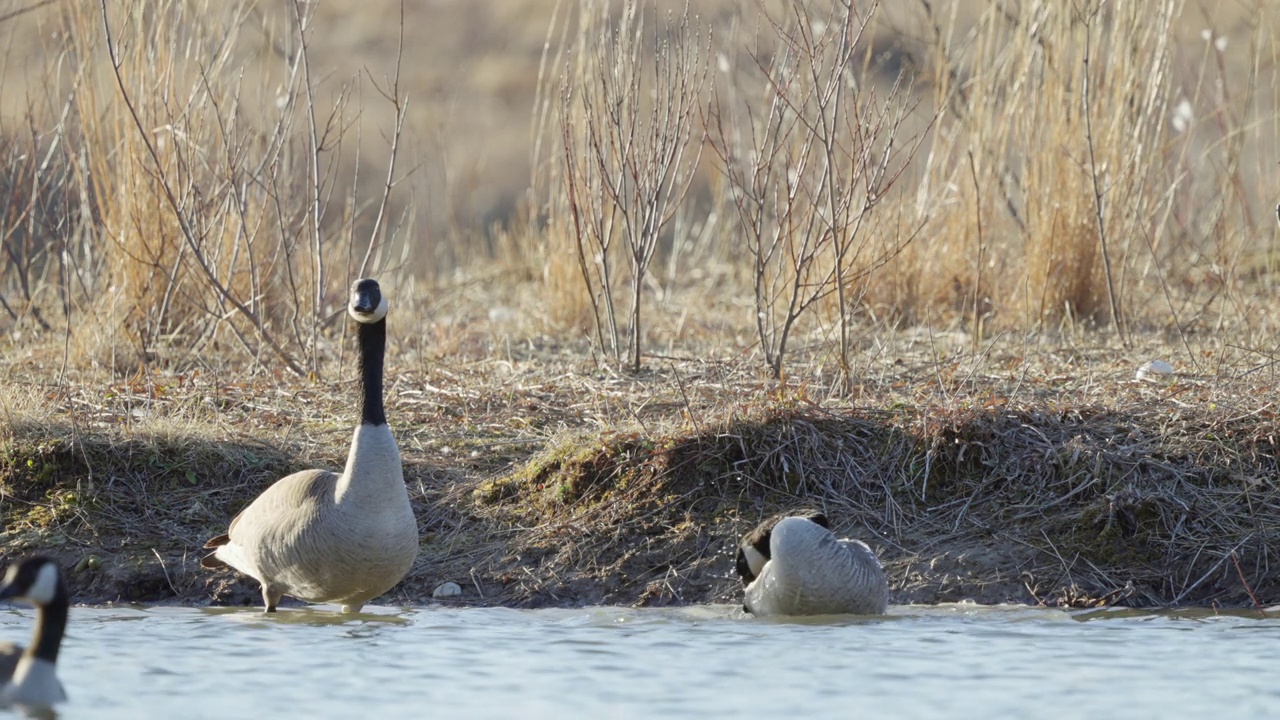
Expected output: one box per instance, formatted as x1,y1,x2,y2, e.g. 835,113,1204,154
3,602,1278,718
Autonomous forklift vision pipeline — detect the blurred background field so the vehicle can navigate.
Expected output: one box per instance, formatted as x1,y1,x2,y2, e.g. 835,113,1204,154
0,0,1277,381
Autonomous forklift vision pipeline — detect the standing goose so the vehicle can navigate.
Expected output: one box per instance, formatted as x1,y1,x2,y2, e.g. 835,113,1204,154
0,556,68,707
201,278,419,613
736,510,888,616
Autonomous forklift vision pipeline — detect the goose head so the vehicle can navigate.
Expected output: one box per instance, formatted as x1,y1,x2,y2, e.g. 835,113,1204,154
0,557,64,609
0,556,69,707
348,278,389,324
735,510,830,585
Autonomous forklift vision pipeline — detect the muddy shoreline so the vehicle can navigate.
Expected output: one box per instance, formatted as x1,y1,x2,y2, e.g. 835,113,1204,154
5,375,1278,612
35,509,1046,611
1,341,1270,720
42,540,1042,610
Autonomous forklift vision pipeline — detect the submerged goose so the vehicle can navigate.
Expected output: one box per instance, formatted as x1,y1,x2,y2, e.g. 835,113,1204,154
0,557,68,707
201,278,419,613
736,510,887,616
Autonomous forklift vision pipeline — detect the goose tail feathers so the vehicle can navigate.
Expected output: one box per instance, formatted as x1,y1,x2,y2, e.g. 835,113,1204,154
199,534,231,568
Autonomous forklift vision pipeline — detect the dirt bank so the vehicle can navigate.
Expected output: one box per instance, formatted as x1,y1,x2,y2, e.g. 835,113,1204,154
3,363,1277,611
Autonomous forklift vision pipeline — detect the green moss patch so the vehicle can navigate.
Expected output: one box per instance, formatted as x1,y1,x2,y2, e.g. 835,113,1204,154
0,421,297,550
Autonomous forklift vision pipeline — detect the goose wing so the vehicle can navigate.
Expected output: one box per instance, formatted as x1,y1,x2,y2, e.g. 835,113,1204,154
201,469,340,572
736,510,830,585
226,468,340,543
745,518,887,615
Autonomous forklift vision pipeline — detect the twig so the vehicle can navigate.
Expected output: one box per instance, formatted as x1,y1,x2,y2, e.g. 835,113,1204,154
289,0,325,375
669,360,702,435
1078,3,1127,345
357,0,409,281
99,1,305,377
0,0,56,25
1230,550,1265,616
1171,538,1249,605
151,548,178,597
967,151,985,352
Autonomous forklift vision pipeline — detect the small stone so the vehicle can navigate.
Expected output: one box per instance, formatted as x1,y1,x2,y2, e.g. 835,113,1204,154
432,581,462,599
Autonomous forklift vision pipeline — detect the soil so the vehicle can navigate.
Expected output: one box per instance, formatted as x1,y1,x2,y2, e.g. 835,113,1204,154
3,332,1278,613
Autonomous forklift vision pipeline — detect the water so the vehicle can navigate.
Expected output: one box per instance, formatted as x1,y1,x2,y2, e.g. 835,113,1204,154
3,602,1278,719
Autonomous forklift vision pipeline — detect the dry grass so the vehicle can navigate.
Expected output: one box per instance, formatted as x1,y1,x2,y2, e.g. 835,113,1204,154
1,1,1280,609
3,2,1278,368
4,324,1280,609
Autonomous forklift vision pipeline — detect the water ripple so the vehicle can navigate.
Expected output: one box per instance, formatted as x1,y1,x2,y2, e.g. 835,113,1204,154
0,603,1276,719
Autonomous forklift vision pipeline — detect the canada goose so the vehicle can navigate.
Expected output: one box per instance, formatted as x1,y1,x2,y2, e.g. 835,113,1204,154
0,556,68,707
201,278,419,613
736,511,888,616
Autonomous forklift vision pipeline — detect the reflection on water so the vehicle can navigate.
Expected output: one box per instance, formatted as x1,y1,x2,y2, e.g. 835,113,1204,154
1,601,1279,719
199,605,412,628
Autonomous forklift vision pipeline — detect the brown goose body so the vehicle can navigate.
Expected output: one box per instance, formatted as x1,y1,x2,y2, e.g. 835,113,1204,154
202,279,419,612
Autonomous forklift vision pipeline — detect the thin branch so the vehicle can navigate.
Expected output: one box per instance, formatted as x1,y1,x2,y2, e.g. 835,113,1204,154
99,0,304,376
1079,3,1127,344
357,0,409,281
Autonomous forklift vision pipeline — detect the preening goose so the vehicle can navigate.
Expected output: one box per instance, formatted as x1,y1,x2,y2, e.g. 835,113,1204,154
201,278,419,613
736,511,888,616
0,557,68,707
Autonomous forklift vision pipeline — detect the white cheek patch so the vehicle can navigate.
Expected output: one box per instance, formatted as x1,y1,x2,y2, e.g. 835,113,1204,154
24,564,59,606
348,294,389,324
742,545,768,578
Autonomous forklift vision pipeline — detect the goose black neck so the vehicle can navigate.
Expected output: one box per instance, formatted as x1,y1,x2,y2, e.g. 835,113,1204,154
30,591,66,665
358,318,387,426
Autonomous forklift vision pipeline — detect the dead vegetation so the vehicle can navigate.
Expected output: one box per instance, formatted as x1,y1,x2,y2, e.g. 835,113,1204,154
1,1,1280,610
4,332,1280,610
458,375,1280,610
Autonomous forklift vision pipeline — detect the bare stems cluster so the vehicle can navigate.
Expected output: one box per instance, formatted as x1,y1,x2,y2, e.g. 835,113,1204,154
0,0,412,376
560,1,709,373
2,0,1278,381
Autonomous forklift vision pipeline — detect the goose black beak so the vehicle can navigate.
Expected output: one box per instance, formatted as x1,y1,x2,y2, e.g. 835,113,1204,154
349,278,383,315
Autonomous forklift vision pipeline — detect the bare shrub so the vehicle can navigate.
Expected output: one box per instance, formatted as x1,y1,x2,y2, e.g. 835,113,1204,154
708,0,930,381
0,119,76,333
559,0,709,372
15,0,417,374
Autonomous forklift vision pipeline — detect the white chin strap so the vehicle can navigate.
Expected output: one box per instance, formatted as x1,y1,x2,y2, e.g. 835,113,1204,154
23,563,60,606
742,545,768,578
348,294,389,323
